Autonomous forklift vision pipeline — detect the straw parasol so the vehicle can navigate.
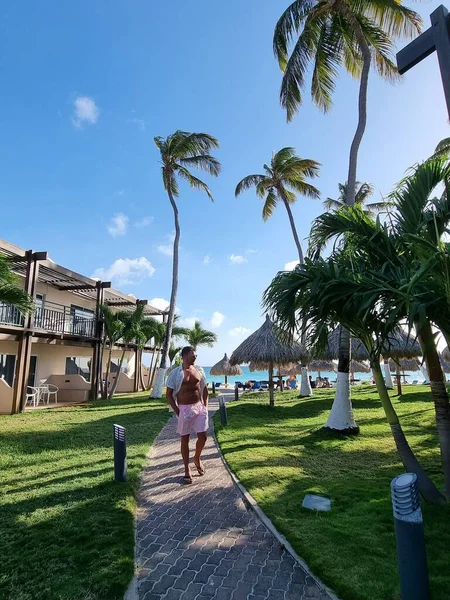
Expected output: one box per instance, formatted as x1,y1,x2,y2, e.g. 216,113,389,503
381,329,422,394
210,353,243,386
309,359,335,378
229,315,305,406
388,358,420,372
317,326,370,361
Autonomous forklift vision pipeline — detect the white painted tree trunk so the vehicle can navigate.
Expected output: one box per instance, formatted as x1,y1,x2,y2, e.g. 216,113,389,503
299,367,312,397
325,372,358,431
420,364,430,383
151,367,167,399
383,360,394,389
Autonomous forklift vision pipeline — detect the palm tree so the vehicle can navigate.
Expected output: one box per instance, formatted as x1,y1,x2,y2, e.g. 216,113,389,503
146,321,166,392
0,255,33,313
99,305,126,399
324,181,388,215
136,317,159,391
307,156,450,495
183,320,217,350
263,252,445,504
273,1,421,206
236,147,320,264
150,131,221,398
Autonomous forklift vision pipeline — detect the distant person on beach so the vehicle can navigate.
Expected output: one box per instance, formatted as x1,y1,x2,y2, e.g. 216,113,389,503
166,346,208,485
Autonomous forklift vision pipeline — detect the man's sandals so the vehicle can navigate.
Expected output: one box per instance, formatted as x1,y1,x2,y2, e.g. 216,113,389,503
183,474,193,485
194,459,206,476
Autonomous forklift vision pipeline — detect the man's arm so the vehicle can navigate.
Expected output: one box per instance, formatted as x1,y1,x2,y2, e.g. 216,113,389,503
166,387,179,416
202,380,208,407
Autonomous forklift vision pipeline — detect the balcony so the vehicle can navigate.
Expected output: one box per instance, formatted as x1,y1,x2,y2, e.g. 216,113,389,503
0,301,97,338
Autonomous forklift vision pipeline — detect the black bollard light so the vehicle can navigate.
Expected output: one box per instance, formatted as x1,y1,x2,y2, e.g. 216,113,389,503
234,385,239,401
391,473,429,600
113,424,127,482
219,397,228,426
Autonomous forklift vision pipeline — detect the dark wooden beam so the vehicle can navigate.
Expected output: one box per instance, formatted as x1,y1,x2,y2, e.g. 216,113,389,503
397,5,450,119
397,27,435,74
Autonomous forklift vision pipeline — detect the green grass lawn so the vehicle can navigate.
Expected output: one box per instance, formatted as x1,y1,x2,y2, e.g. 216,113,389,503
0,392,170,600
215,385,450,600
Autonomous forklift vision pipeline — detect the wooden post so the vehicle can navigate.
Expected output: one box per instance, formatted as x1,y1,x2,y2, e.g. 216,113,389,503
90,282,104,401
269,362,274,407
397,5,450,119
13,251,40,413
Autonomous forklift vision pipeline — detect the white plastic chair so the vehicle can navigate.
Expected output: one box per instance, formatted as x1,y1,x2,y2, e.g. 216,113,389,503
26,386,40,407
45,384,59,404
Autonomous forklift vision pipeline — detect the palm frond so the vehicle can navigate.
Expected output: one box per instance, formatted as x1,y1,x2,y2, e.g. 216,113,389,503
273,0,316,69
176,166,214,201
262,189,279,221
235,174,267,197
179,154,221,177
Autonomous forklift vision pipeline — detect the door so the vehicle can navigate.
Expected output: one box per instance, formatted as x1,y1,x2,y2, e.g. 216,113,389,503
27,356,37,388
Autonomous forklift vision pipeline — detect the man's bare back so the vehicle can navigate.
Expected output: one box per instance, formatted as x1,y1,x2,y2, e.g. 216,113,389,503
177,366,202,405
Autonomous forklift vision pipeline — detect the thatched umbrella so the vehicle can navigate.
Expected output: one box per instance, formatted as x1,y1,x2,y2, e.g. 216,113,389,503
382,329,422,395
440,354,450,374
229,315,305,406
318,326,370,361
309,359,335,379
333,360,370,378
388,358,420,385
210,353,243,386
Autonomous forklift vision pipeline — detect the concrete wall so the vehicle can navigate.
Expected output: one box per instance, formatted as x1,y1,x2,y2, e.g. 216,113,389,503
45,374,90,403
0,339,133,388
0,378,13,414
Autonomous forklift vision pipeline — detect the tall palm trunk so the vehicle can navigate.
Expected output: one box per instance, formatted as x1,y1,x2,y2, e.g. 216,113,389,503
138,348,146,391
151,189,180,398
147,348,158,391
383,358,394,389
281,195,312,397
328,21,371,431
325,326,359,433
417,319,450,497
282,196,304,264
99,337,107,398
102,346,113,399
109,348,126,399
372,362,445,504
395,363,402,396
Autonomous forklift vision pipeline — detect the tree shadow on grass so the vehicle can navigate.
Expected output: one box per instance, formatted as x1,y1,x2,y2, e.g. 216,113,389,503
0,403,170,600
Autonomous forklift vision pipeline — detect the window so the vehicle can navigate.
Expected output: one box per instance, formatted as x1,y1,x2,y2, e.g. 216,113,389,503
0,355,16,387
65,357,91,381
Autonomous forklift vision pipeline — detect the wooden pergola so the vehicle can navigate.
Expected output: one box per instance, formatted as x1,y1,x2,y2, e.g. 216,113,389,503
0,238,168,413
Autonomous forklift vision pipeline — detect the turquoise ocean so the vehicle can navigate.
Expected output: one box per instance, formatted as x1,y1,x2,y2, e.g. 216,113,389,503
202,365,419,386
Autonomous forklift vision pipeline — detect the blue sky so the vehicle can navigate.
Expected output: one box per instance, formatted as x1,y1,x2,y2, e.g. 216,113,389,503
0,0,448,365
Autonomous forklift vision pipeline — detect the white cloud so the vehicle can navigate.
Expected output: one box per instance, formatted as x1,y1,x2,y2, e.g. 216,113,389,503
127,117,146,132
203,254,212,265
246,248,258,254
92,257,155,286
107,213,129,237
148,297,170,312
285,260,300,271
178,316,197,329
157,233,175,257
229,254,247,264
134,216,153,228
115,189,125,196
228,326,251,337
72,96,99,128
210,311,224,329
157,244,173,257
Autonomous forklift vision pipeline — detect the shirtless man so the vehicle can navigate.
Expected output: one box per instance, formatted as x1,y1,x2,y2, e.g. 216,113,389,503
166,346,208,484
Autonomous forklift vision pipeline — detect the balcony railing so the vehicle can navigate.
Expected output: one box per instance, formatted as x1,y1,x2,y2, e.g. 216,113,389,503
0,301,97,338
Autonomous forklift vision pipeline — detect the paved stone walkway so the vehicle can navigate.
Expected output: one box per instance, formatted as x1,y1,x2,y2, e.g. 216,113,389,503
135,395,334,600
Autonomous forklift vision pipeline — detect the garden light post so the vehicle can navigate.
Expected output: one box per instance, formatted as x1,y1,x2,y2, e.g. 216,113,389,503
219,397,228,427
391,473,429,600
397,5,450,120
113,424,127,482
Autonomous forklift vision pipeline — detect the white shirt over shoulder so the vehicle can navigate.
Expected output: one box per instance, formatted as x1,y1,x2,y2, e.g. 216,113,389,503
166,365,207,404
